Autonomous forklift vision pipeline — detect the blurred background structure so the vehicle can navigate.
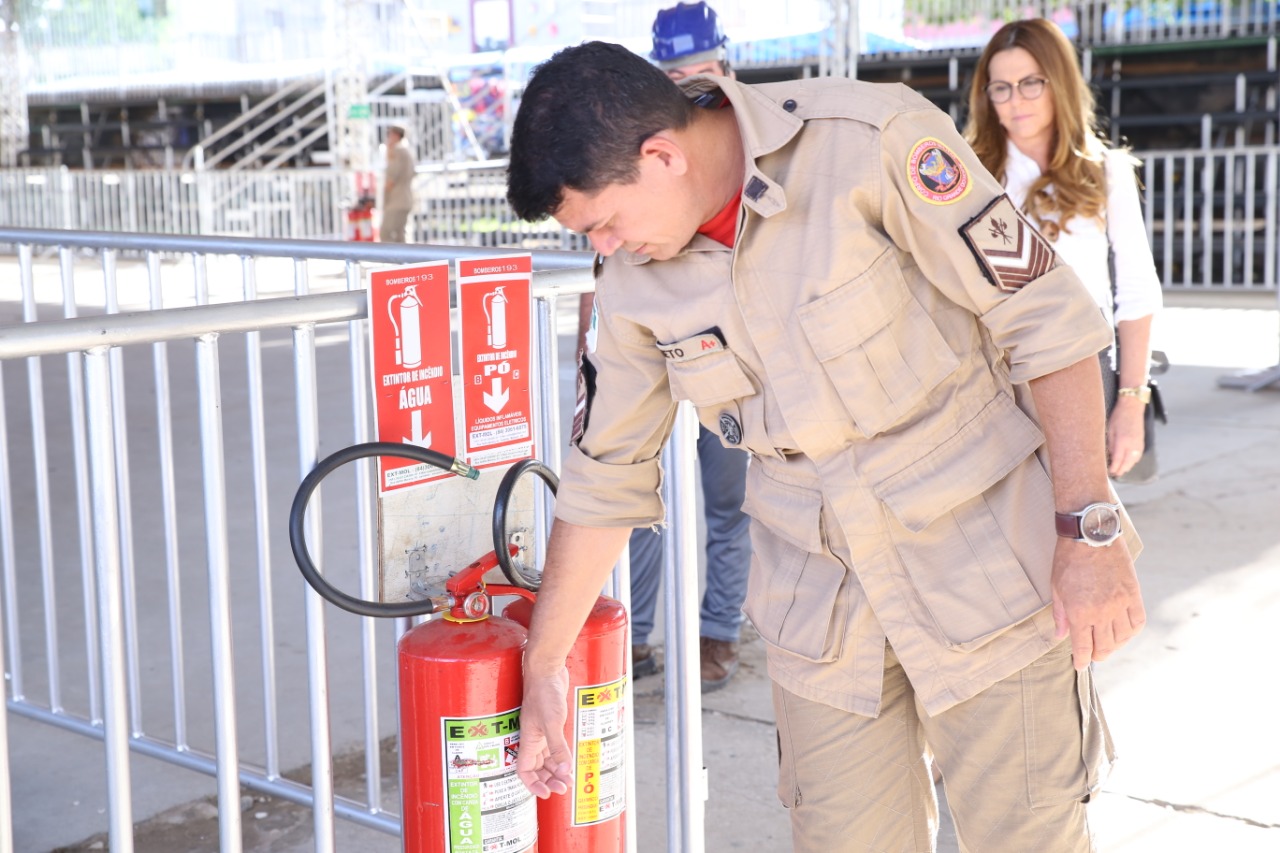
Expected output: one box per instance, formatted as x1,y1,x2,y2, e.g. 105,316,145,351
0,0,1275,291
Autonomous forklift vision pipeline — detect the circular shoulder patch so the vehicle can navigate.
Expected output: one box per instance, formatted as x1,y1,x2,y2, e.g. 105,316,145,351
907,138,971,205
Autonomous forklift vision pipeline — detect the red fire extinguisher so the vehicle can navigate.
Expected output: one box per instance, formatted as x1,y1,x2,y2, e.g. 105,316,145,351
500,595,628,852
495,463,628,853
347,195,375,241
289,448,628,853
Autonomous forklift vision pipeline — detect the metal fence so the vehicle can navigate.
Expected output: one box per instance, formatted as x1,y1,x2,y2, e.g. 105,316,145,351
0,167,345,239
1142,144,1280,289
0,229,709,852
411,161,589,253
2,143,1277,289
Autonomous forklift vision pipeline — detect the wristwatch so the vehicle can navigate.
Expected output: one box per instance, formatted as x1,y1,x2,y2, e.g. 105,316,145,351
1055,502,1123,547
1116,386,1152,404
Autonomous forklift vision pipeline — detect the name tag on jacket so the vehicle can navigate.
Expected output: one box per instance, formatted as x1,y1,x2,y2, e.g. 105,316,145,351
657,327,726,362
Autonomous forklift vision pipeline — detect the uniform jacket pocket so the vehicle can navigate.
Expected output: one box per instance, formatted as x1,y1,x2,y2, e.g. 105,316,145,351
741,470,848,663
885,452,1056,651
796,249,960,437
874,391,1044,533
664,349,756,407
875,392,1053,652
665,349,767,452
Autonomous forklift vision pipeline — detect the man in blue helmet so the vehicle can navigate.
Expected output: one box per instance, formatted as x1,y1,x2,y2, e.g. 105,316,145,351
574,1,747,693
650,0,733,80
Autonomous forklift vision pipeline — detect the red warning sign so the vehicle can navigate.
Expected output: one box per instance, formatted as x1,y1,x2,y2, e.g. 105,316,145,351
368,262,456,492
457,254,535,469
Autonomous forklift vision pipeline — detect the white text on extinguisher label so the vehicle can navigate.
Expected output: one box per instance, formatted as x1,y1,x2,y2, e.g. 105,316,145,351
441,708,536,853
572,677,628,826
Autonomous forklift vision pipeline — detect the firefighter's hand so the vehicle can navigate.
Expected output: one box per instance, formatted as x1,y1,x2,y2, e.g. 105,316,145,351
1051,537,1146,671
516,665,573,798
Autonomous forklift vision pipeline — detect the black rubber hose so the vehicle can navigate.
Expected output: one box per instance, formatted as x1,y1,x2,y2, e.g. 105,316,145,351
289,441,477,619
492,458,560,591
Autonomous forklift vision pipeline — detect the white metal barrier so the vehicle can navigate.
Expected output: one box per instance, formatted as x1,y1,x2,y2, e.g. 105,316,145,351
411,161,590,252
1141,144,1280,289
0,167,346,240
0,229,708,852
3,144,1277,289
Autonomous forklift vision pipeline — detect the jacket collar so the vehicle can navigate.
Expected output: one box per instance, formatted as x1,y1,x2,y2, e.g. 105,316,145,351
678,76,803,220
606,78,804,268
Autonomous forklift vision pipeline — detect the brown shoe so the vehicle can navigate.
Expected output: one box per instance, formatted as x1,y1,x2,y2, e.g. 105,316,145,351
632,643,659,678
700,637,739,692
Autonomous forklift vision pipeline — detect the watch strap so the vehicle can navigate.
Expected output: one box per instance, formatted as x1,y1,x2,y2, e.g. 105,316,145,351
1054,512,1082,539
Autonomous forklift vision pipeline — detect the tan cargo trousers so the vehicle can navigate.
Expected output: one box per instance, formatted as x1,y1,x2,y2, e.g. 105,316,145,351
774,641,1115,852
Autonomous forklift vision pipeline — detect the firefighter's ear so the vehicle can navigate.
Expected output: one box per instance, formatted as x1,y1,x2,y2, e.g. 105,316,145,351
638,133,688,177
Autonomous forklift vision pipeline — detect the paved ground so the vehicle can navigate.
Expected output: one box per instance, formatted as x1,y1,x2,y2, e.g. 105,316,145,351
4,255,1279,852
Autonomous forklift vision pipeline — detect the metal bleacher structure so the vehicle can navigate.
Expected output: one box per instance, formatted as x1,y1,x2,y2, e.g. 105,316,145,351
0,0,1278,293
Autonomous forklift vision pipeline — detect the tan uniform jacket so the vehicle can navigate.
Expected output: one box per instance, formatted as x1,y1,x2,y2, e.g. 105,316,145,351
384,142,416,213
557,76,1139,717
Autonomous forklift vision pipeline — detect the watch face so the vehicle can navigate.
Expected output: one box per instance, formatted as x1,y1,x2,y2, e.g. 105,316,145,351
1081,505,1121,542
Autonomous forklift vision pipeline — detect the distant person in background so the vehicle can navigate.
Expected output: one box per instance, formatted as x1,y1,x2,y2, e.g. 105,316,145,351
381,125,415,243
575,0,750,692
965,19,1162,480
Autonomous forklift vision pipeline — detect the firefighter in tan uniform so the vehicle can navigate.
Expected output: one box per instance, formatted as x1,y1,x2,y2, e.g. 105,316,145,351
506,42,1146,852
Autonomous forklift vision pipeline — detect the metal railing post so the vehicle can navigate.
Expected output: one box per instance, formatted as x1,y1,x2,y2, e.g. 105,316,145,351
293,258,338,853
0,581,12,853
19,243,60,711
242,255,281,779
194,328,245,853
662,402,706,853
345,258,385,816
83,346,136,853
147,251,189,751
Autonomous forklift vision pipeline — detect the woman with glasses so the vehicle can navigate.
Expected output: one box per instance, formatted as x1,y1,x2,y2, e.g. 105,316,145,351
965,18,1163,482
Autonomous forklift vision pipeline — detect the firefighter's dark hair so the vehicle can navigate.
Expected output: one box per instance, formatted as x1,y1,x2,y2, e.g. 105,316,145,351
506,41,694,222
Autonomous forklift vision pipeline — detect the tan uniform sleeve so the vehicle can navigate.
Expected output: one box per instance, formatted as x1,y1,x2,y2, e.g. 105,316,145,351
878,107,1112,384
554,265,677,529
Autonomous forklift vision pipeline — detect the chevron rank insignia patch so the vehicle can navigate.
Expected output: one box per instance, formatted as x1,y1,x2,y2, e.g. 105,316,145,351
959,195,1056,292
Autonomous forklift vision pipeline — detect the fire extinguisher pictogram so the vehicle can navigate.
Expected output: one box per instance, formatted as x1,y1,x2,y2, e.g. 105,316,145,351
289,448,628,853
483,286,508,349
388,284,424,369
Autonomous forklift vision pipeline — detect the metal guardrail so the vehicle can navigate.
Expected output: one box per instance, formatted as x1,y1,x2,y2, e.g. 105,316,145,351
0,229,709,853
1140,144,1280,290
0,167,347,240
3,143,1277,289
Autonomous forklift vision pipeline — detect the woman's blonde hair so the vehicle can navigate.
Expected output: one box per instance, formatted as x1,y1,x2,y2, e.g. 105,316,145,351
964,18,1107,240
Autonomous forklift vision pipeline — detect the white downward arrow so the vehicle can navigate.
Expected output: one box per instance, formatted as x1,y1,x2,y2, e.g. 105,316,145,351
402,409,431,448
483,377,509,413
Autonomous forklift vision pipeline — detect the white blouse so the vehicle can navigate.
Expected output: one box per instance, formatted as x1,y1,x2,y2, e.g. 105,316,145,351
1003,139,1163,325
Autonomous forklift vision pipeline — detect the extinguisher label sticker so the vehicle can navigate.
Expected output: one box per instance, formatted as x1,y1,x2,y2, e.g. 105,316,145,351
441,708,537,853
457,254,536,470
368,262,458,493
572,677,628,826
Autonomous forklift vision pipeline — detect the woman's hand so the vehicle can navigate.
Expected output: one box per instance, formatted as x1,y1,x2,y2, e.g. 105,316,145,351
1107,396,1146,477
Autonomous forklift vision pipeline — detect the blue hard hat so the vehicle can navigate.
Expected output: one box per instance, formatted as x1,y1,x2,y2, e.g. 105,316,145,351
650,2,728,70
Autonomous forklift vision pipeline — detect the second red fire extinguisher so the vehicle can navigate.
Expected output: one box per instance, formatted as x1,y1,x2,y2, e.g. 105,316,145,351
290,447,628,853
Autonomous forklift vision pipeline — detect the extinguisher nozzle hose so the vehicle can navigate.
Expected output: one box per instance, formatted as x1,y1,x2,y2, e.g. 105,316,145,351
289,441,481,619
452,459,481,480
492,458,560,591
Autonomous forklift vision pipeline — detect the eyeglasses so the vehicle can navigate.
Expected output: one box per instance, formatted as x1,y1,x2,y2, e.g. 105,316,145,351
985,76,1048,104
